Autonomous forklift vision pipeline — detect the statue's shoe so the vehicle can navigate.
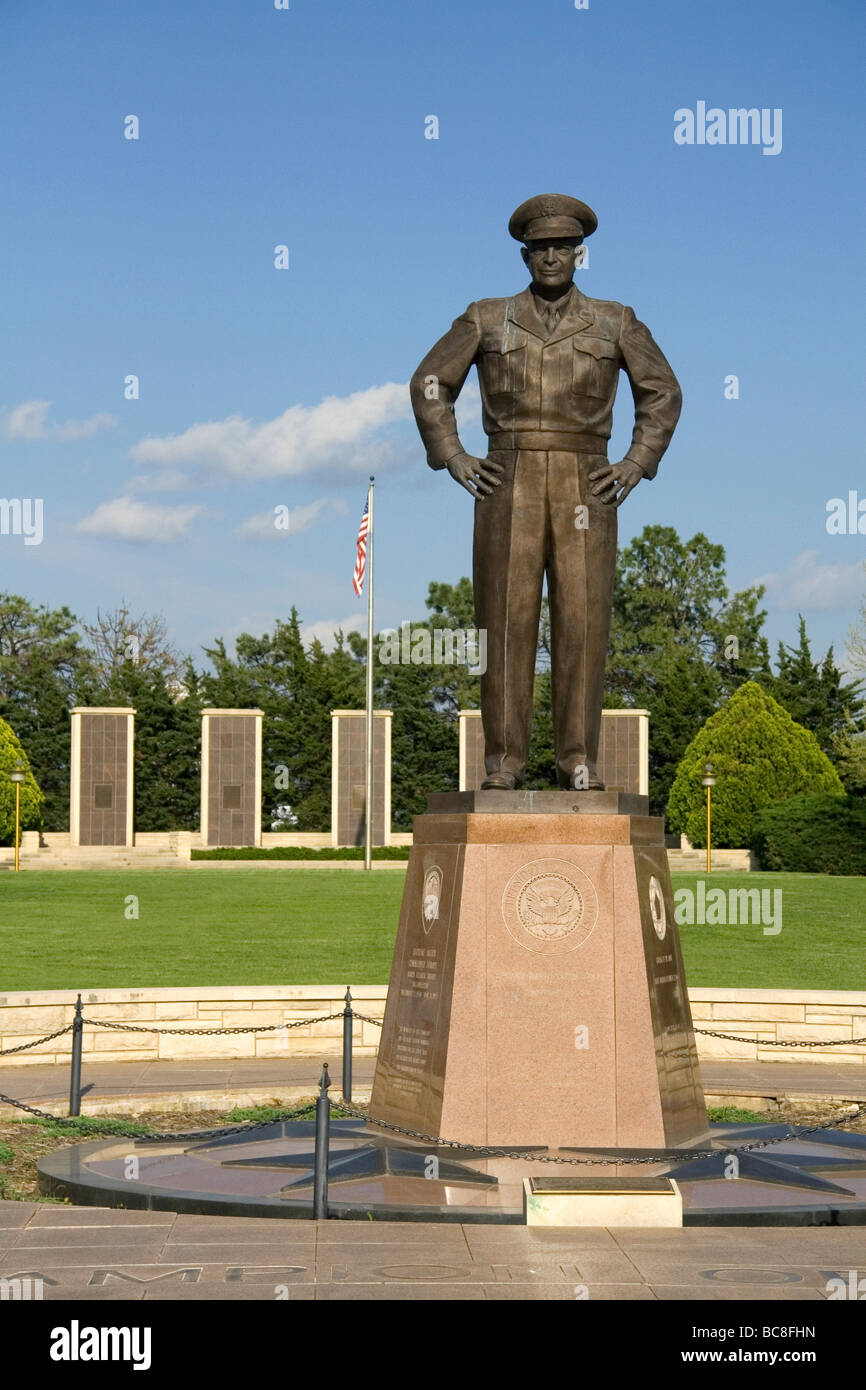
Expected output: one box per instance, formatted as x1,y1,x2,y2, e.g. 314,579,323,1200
481,772,521,790
560,763,605,791
582,772,606,791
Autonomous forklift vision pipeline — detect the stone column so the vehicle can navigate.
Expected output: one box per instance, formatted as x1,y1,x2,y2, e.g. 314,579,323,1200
200,709,263,847
69,707,135,847
330,710,392,848
596,709,650,796
458,707,649,795
458,710,484,791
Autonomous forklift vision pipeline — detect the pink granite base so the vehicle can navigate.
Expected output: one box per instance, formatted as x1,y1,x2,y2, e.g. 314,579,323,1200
369,813,708,1150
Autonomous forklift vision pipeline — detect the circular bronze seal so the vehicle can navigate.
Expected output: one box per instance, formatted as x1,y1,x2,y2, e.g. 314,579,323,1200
649,874,667,940
501,858,599,954
421,865,443,935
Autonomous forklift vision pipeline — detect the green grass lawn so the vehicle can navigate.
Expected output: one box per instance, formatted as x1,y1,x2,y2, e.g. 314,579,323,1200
0,869,863,991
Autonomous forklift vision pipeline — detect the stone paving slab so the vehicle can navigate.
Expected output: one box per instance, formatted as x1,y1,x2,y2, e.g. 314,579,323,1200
315,1283,488,1300
1,1242,168,1267
652,1285,828,1302
0,1202,39,1228
0,1201,862,1300
12,1225,172,1249
142,1283,318,1300
461,1226,625,1252
483,1283,658,1300
26,1206,174,1228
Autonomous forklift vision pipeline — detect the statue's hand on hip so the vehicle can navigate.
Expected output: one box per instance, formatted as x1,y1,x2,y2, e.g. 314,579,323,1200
446,451,504,499
589,458,643,507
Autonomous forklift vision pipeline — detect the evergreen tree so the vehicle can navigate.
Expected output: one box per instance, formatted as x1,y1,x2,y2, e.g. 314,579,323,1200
830,717,866,797
0,593,95,830
606,526,770,816
763,615,865,757
668,682,844,848
0,716,43,843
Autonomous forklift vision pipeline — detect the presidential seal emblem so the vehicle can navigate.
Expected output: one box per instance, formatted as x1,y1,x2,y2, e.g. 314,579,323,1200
422,865,443,935
501,858,599,954
648,874,667,940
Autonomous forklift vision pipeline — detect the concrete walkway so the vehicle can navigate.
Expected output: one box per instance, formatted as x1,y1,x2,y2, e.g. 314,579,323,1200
1,1202,862,1300
2,1057,866,1117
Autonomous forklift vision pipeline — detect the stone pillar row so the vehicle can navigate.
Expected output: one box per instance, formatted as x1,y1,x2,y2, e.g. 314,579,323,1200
68,707,649,847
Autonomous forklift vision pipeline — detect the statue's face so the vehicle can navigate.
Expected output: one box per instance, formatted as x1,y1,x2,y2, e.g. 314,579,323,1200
521,237,581,293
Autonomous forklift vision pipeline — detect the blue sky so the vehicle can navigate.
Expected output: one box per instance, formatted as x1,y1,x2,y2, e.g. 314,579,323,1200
1,0,864,671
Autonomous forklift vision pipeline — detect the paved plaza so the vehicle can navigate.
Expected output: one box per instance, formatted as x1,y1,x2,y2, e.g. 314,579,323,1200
1,1201,865,1301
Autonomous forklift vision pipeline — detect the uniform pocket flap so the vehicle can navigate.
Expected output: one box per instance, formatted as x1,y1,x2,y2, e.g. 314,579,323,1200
573,336,618,359
498,333,528,354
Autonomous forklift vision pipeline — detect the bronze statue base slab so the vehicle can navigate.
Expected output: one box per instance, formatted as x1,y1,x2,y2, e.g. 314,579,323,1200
427,789,649,815
369,806,708,1151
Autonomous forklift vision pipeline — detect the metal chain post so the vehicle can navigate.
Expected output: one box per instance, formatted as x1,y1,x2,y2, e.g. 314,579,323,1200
342,987,353,1102
68,994,83,1117
314,1063,332,1218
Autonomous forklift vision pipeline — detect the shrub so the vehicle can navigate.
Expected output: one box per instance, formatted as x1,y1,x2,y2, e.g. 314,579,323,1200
750,793,866,874
0,718,43,844
667,682,844,847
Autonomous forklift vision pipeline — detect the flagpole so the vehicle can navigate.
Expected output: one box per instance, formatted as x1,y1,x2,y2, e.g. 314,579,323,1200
364,477,375,872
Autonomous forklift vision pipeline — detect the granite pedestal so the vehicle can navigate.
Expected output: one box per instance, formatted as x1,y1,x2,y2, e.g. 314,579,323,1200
369,792,708,1150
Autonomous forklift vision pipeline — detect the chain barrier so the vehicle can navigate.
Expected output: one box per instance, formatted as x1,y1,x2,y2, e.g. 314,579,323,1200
0,1089,317,1142
333,1098,866,1164
2,998,866,1168
0,1024,74,1056
79,1012,344,1037
694,1027,866,1047
1,1081,863,1160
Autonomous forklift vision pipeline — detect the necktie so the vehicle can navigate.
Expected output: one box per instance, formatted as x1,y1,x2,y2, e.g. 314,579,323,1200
537,296,567,336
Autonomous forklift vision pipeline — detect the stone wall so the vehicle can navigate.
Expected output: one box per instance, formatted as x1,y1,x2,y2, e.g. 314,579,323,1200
1,986,864,1067
690,988,866,1064
0,986,386,1066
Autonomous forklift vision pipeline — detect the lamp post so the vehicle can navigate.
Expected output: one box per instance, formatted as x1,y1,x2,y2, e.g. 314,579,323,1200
10,762,26,873
701,761,716,874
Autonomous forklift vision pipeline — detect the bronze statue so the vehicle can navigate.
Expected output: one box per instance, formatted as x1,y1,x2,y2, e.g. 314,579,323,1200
410,194,682,790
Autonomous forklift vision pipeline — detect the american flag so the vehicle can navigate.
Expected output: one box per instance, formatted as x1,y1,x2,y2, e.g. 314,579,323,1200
352,496,369,596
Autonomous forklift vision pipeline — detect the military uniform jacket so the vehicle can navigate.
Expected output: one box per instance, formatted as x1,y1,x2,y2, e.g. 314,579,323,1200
409,285,682,479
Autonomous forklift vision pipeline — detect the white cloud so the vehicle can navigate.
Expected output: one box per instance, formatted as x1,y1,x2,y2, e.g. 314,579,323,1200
4,399,118,440
756,550,865,611
126,468,193,494
301,614,366,650
129,382,414,482
236,498,336,540
75,497,204,543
